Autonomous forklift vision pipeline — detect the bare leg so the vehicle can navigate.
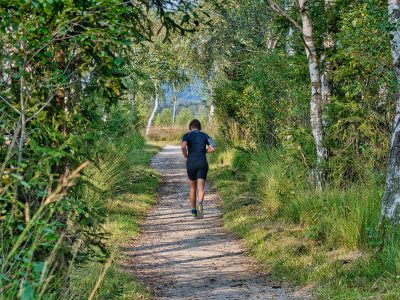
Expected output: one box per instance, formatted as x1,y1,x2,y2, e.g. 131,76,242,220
197,179,206,203
189,180,197,209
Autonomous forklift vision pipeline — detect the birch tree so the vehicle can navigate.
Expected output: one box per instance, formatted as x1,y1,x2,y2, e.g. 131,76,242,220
172,83,178,123
285,0,295,56
209,103,215,124
381,0,400,223
267,0,327,190
146,82,160,136
320,0,335,131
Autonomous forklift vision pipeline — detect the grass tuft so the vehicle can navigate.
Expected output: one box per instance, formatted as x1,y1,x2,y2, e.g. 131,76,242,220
209,142,400,299
71,135,160,299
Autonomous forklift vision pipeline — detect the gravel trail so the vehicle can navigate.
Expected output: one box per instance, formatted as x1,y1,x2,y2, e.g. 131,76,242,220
123,145,309,300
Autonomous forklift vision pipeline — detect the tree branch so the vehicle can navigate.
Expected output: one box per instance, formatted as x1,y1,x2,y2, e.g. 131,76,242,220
26,95,55,122
0,95,21,115
265,0,303,32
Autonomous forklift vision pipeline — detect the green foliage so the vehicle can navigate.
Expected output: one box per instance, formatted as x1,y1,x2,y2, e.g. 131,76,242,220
209,144,400,299
71,135,160,299
0,0,200,296
196,104,209,127
327,0,395,185
155,108,173,126
187,0,394,186
176,107,194,126
1,0,399,297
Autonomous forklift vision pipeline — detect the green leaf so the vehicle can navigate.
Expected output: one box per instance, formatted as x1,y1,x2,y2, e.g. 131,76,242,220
33,261,45,275
11,174,23,181
20,181,30,188
21,283,35,300
114,57,124,66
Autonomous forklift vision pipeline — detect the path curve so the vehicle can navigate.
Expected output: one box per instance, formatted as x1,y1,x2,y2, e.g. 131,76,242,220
124,145,308,300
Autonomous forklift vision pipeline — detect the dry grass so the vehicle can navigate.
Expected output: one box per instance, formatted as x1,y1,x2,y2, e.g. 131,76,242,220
147,125,187,142
147,124,217,142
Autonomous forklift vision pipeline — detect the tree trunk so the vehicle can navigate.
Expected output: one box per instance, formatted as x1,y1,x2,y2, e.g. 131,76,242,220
321,0,335,128
285,0,295,56
209,104,215,124
172,84,177,124
172,100,177,123
381,0,400,223
298,0,327,190
145,84,159,137
286,27,295,56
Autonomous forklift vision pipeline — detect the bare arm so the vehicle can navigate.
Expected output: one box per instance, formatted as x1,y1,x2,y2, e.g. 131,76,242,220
207,146,216,153
181,141,188,159
207,137,216,153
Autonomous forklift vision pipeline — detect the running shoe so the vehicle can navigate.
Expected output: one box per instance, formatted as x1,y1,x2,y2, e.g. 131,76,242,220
191,208,197,219
197,202,204,219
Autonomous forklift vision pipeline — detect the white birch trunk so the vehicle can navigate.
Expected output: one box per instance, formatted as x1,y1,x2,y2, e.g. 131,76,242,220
320,52,332,133
381,0,400,222
286,27,295,56
298,0,327,190
2,26,13,86
172,100,177,123
209,104,215,124
320,63,332,107
285,0,295,56
320,0,335,128
172,84,177,124
145,84,159,137
267,34,279,50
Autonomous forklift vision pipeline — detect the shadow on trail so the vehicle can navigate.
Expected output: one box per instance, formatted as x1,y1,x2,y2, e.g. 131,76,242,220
123,145,309,300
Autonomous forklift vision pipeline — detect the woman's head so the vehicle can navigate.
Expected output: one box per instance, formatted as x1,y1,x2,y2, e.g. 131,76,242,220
189,119,201,131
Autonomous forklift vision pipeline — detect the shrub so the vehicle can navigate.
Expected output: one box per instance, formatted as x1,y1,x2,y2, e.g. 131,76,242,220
176,108,194,126
154,108,173,126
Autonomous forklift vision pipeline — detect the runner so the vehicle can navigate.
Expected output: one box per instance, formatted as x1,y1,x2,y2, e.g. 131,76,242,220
181,119,216,218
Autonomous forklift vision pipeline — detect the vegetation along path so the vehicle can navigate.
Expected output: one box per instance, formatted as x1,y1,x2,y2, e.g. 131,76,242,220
123,145,309,299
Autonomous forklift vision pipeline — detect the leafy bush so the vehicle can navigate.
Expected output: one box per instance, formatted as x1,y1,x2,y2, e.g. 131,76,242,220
155,108,173,126
176,108,194,126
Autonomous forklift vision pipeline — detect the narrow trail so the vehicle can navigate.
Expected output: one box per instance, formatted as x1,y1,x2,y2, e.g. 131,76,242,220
123,145,309,299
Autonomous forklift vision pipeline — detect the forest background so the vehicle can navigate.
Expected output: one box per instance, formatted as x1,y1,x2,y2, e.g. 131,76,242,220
1,0,400,299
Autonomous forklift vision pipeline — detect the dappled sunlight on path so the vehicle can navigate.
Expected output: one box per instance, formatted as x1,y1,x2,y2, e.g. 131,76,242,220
123,145,309,299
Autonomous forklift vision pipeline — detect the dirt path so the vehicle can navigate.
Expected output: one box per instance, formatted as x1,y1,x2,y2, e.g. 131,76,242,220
124,145,309,299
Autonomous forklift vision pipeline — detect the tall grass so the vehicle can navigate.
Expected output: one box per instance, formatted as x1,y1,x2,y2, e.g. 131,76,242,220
209,142,400,299
0,133,159,299
70,134,160,299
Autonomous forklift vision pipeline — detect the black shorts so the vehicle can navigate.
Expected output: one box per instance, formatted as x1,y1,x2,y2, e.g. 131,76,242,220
186,160,209,181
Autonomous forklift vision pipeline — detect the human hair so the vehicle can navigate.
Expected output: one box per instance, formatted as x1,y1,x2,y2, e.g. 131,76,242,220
189,119,201,130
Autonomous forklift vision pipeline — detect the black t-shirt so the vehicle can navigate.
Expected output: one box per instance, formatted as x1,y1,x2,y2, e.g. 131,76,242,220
182,130,214,162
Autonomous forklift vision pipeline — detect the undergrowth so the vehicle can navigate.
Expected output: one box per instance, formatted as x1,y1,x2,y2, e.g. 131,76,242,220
209,142,400,299
70,134,160,299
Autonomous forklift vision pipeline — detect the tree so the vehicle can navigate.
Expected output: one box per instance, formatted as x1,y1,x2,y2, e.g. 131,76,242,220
155,108,173,126
146,82,161,136
267,0,327,190
381,0,400,223
176,107,194,126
